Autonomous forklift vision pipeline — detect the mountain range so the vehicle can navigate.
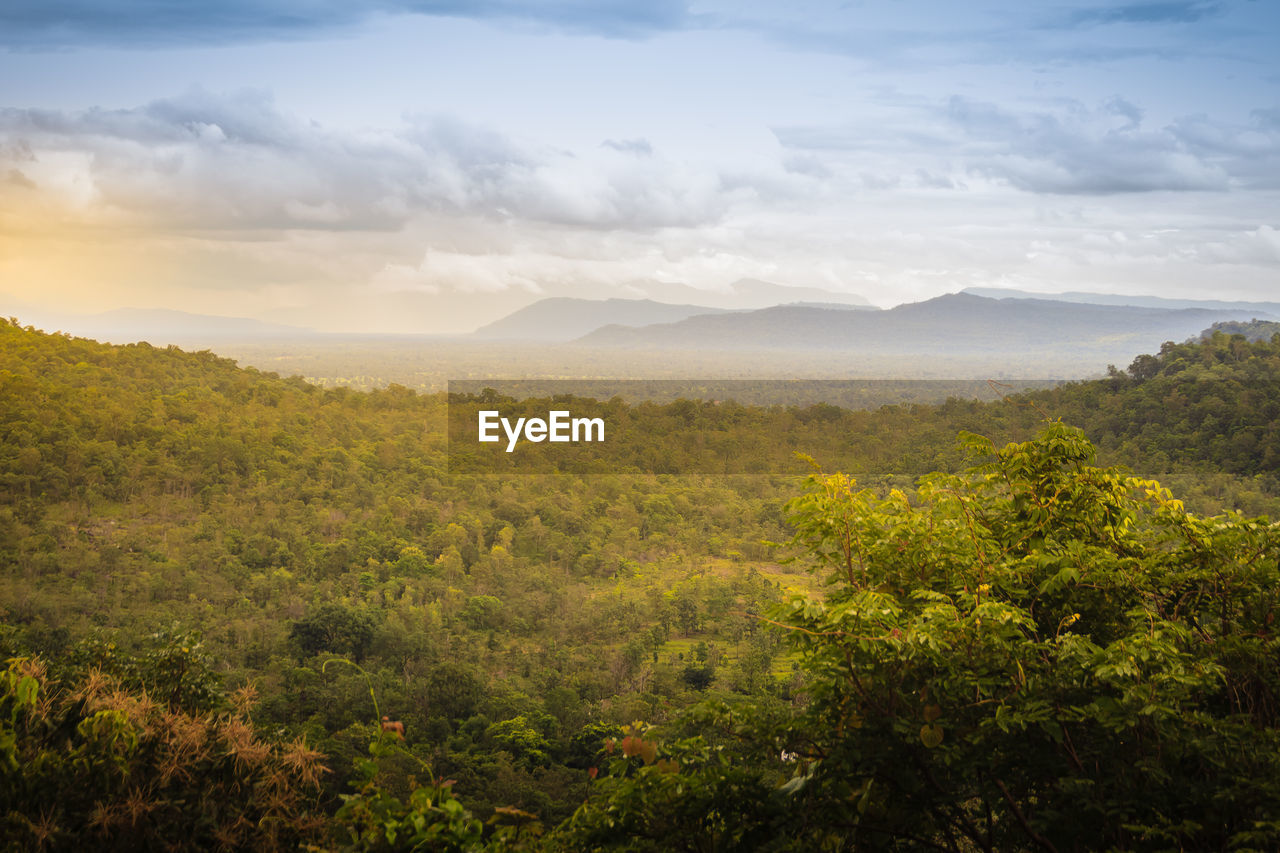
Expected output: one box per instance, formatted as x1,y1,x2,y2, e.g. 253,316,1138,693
472,298,734,341
571,293,1275,361
631,277,875,310
8,307,314,344
11,289,1274,367
963,287,1280,316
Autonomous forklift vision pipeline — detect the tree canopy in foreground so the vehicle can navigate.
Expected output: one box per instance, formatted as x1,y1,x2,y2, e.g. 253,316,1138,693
560,423,1280,852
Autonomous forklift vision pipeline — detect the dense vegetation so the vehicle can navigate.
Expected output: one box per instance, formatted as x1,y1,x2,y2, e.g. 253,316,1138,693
1204,319,1280,342
559,425,1280,851
2,317,1279,849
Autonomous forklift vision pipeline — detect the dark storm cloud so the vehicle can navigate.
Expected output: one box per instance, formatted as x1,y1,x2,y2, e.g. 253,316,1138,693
0,0,692,48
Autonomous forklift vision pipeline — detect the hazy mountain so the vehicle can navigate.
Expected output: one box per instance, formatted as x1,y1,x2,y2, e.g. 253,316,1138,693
575,293,1269,362
472,297,732,341
633,278,875,310
786,301,880,311
963,287,1280,316
14,308,315,345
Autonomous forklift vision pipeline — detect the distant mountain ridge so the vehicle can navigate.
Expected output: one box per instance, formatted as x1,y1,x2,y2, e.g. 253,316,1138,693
633,277,874,310
472,297,733,341
786,301,879,311
12,307,314,344
963,287,1280,316
575,293,1272,362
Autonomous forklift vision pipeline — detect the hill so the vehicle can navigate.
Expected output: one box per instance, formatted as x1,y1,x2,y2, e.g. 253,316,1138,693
8,306,316,344
576,292,1265,362
3,316,1280,845
637,277,875,310
1203,318,1280,342
963,286,1280,316
471,297,731,341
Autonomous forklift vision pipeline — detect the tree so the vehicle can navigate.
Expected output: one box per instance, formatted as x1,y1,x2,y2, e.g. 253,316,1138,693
564,423,1280,851
0,651,328,851
289,603,378,663
486,716,553,769
680,664,714,692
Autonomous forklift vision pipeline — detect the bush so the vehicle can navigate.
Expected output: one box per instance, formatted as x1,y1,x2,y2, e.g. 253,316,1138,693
562,424,1280,851
0,652,328,851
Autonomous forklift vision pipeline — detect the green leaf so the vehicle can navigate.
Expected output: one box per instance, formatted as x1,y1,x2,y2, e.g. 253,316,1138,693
15,675,38,707
919,724,943,748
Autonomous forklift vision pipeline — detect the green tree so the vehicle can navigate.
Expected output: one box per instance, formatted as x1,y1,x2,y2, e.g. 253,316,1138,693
460,595,505,631
564,424,1280,851
290,603,378,663
486,716,553,769
0,653,328,851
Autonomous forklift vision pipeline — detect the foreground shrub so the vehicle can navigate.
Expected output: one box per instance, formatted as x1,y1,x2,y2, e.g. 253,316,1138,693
561,424,1280,851
0,648,329,851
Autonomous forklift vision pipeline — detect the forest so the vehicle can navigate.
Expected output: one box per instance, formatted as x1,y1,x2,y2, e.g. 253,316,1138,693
2,316,1279,850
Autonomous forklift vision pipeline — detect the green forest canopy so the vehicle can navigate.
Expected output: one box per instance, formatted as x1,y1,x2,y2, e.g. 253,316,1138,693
2,318,1279,849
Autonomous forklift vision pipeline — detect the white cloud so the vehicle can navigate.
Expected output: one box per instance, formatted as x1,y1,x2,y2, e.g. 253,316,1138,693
945,95,1237,194
0,89,760,234
0,0,694,48
4,84,1279,332
775,94,1279,197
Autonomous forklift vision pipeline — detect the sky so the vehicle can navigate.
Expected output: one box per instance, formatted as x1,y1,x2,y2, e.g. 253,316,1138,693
1,0,1278,333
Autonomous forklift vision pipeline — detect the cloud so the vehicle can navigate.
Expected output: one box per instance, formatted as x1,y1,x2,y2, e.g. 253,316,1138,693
0,0,692,48
370,249,545,295
0,88,743,232
1193,225,1280,266
601,138,653,157
914,169,958,189
5,168,35,189
771,91,1280,197
1166,111,1280,188
944,96,1277,194
415,0,692,38
689,1,1239,75
1102,97,1144,130
369,243,780,300
1254,108,1280,130
1060,1,1222,27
